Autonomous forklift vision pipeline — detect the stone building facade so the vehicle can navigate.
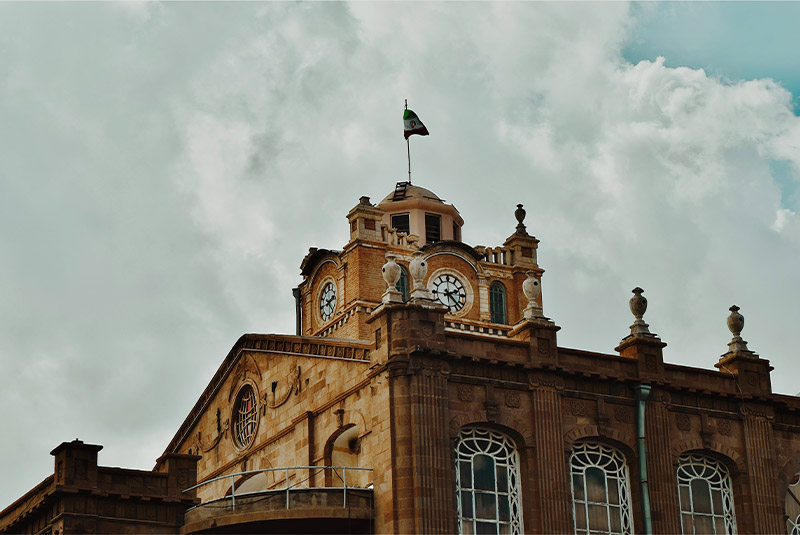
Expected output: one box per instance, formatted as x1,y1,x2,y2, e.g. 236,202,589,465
4,181,800,534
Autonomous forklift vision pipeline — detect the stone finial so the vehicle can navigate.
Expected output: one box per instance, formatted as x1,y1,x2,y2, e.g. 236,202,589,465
522,270,544,319
381,253,403,303
359,196,372,206
409,251,434,300
628,287,652,336
515,204,528,235
725,305,752,355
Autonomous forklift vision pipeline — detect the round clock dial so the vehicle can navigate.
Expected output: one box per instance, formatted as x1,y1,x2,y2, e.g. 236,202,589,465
319,282,337,322
432,274,467,312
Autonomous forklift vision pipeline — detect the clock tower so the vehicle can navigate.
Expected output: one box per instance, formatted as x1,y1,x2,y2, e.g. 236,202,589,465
296,181,544,340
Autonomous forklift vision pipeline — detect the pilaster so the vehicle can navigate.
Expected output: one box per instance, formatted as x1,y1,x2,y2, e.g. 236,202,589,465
530,382,572,532
741,407,783,534
408,358,455,534
643,390,681,533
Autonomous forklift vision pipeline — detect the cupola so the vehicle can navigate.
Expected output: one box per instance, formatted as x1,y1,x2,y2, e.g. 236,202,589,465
376,182,463,246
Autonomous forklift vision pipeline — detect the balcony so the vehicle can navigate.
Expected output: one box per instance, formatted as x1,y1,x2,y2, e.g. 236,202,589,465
181,466,373,534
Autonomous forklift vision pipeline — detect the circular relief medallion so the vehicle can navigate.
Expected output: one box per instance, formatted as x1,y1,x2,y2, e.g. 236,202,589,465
431,273,467,312
234,385,258,449
319,281,337,322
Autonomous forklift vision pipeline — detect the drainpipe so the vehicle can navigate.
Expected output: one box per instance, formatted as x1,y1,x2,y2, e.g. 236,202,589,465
292,287,302,336
634,384,653,535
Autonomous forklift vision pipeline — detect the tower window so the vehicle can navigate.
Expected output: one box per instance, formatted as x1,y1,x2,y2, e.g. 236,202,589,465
397,265,410,302
490,282,507,324
391,213,410,234
425,213,441,243
453,222,460,242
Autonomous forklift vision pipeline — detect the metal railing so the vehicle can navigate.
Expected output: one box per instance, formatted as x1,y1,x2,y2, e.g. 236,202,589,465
182,466,373,512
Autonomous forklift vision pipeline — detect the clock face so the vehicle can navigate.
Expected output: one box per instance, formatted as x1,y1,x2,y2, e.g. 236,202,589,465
431,274,467,312
319,282,337,322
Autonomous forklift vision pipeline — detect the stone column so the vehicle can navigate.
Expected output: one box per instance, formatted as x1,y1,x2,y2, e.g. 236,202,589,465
477,276,490,322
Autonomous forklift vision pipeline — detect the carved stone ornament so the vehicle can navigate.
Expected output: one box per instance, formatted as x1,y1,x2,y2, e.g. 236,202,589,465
628,287,652,337
614,406,632,423
522,271,544,319
409,251,434,300
505,392,521,408
570,399,586,416
381,253,403,303
458,384,474,402
537,337,550,355
717,419,731,436
724,305,754,357
676,413,691,431
515,203,527,235
267,366,302,409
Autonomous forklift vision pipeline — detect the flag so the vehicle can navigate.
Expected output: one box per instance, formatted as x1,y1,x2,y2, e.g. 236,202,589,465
403,109,429,139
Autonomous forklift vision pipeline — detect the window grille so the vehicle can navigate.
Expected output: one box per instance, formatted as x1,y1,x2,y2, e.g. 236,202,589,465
677,454,736,534
456,427,524,534
786,471,800,534
391,213,410,235
397,266,409,302
570,441,632,535
425,213,441,243
489,282,507,324
234,386,258,448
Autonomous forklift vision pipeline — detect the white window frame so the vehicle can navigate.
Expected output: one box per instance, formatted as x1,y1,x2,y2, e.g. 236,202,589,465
786,471,800,535
570,441,633,535
455,427,524,534
677,453,737,534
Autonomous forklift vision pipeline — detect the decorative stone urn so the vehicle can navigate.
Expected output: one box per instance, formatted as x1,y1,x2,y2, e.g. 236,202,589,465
381,254,402,303
515,204,527,234
628,287,652,336
522,271,543,319
409,251,433,300
725,305,752,355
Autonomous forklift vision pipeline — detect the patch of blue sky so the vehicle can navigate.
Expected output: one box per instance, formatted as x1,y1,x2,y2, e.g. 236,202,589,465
770,160,800,211
623,2,800,113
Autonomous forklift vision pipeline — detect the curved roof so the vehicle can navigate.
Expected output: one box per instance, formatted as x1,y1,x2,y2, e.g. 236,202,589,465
378,183,445,206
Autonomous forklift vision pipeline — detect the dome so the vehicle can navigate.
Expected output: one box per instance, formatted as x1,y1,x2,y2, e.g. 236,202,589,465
378,182,445,206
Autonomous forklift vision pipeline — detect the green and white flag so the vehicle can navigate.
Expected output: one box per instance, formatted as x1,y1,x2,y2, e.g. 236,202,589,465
403,109,429,139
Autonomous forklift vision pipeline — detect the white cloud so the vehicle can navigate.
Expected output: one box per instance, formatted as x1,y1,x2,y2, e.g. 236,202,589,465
2,1,800,509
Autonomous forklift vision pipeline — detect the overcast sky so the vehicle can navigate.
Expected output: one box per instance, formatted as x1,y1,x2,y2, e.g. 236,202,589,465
2,2,799,508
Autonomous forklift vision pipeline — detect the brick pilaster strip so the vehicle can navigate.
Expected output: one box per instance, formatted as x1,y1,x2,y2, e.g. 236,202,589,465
532,387,572,532
644,400,681,533
389,370,414,534
742,415,783,534
410,370,456,534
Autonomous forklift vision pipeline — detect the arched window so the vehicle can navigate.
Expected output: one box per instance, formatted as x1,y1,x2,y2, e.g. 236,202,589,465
570,441,632,535
786,471,800,534
677,453,736,534
455,427,523,534
489,282,507,324
397,266,410,302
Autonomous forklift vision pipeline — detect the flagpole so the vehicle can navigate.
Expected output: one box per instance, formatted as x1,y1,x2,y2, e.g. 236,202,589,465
405,99,411,184
407,139,411,184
